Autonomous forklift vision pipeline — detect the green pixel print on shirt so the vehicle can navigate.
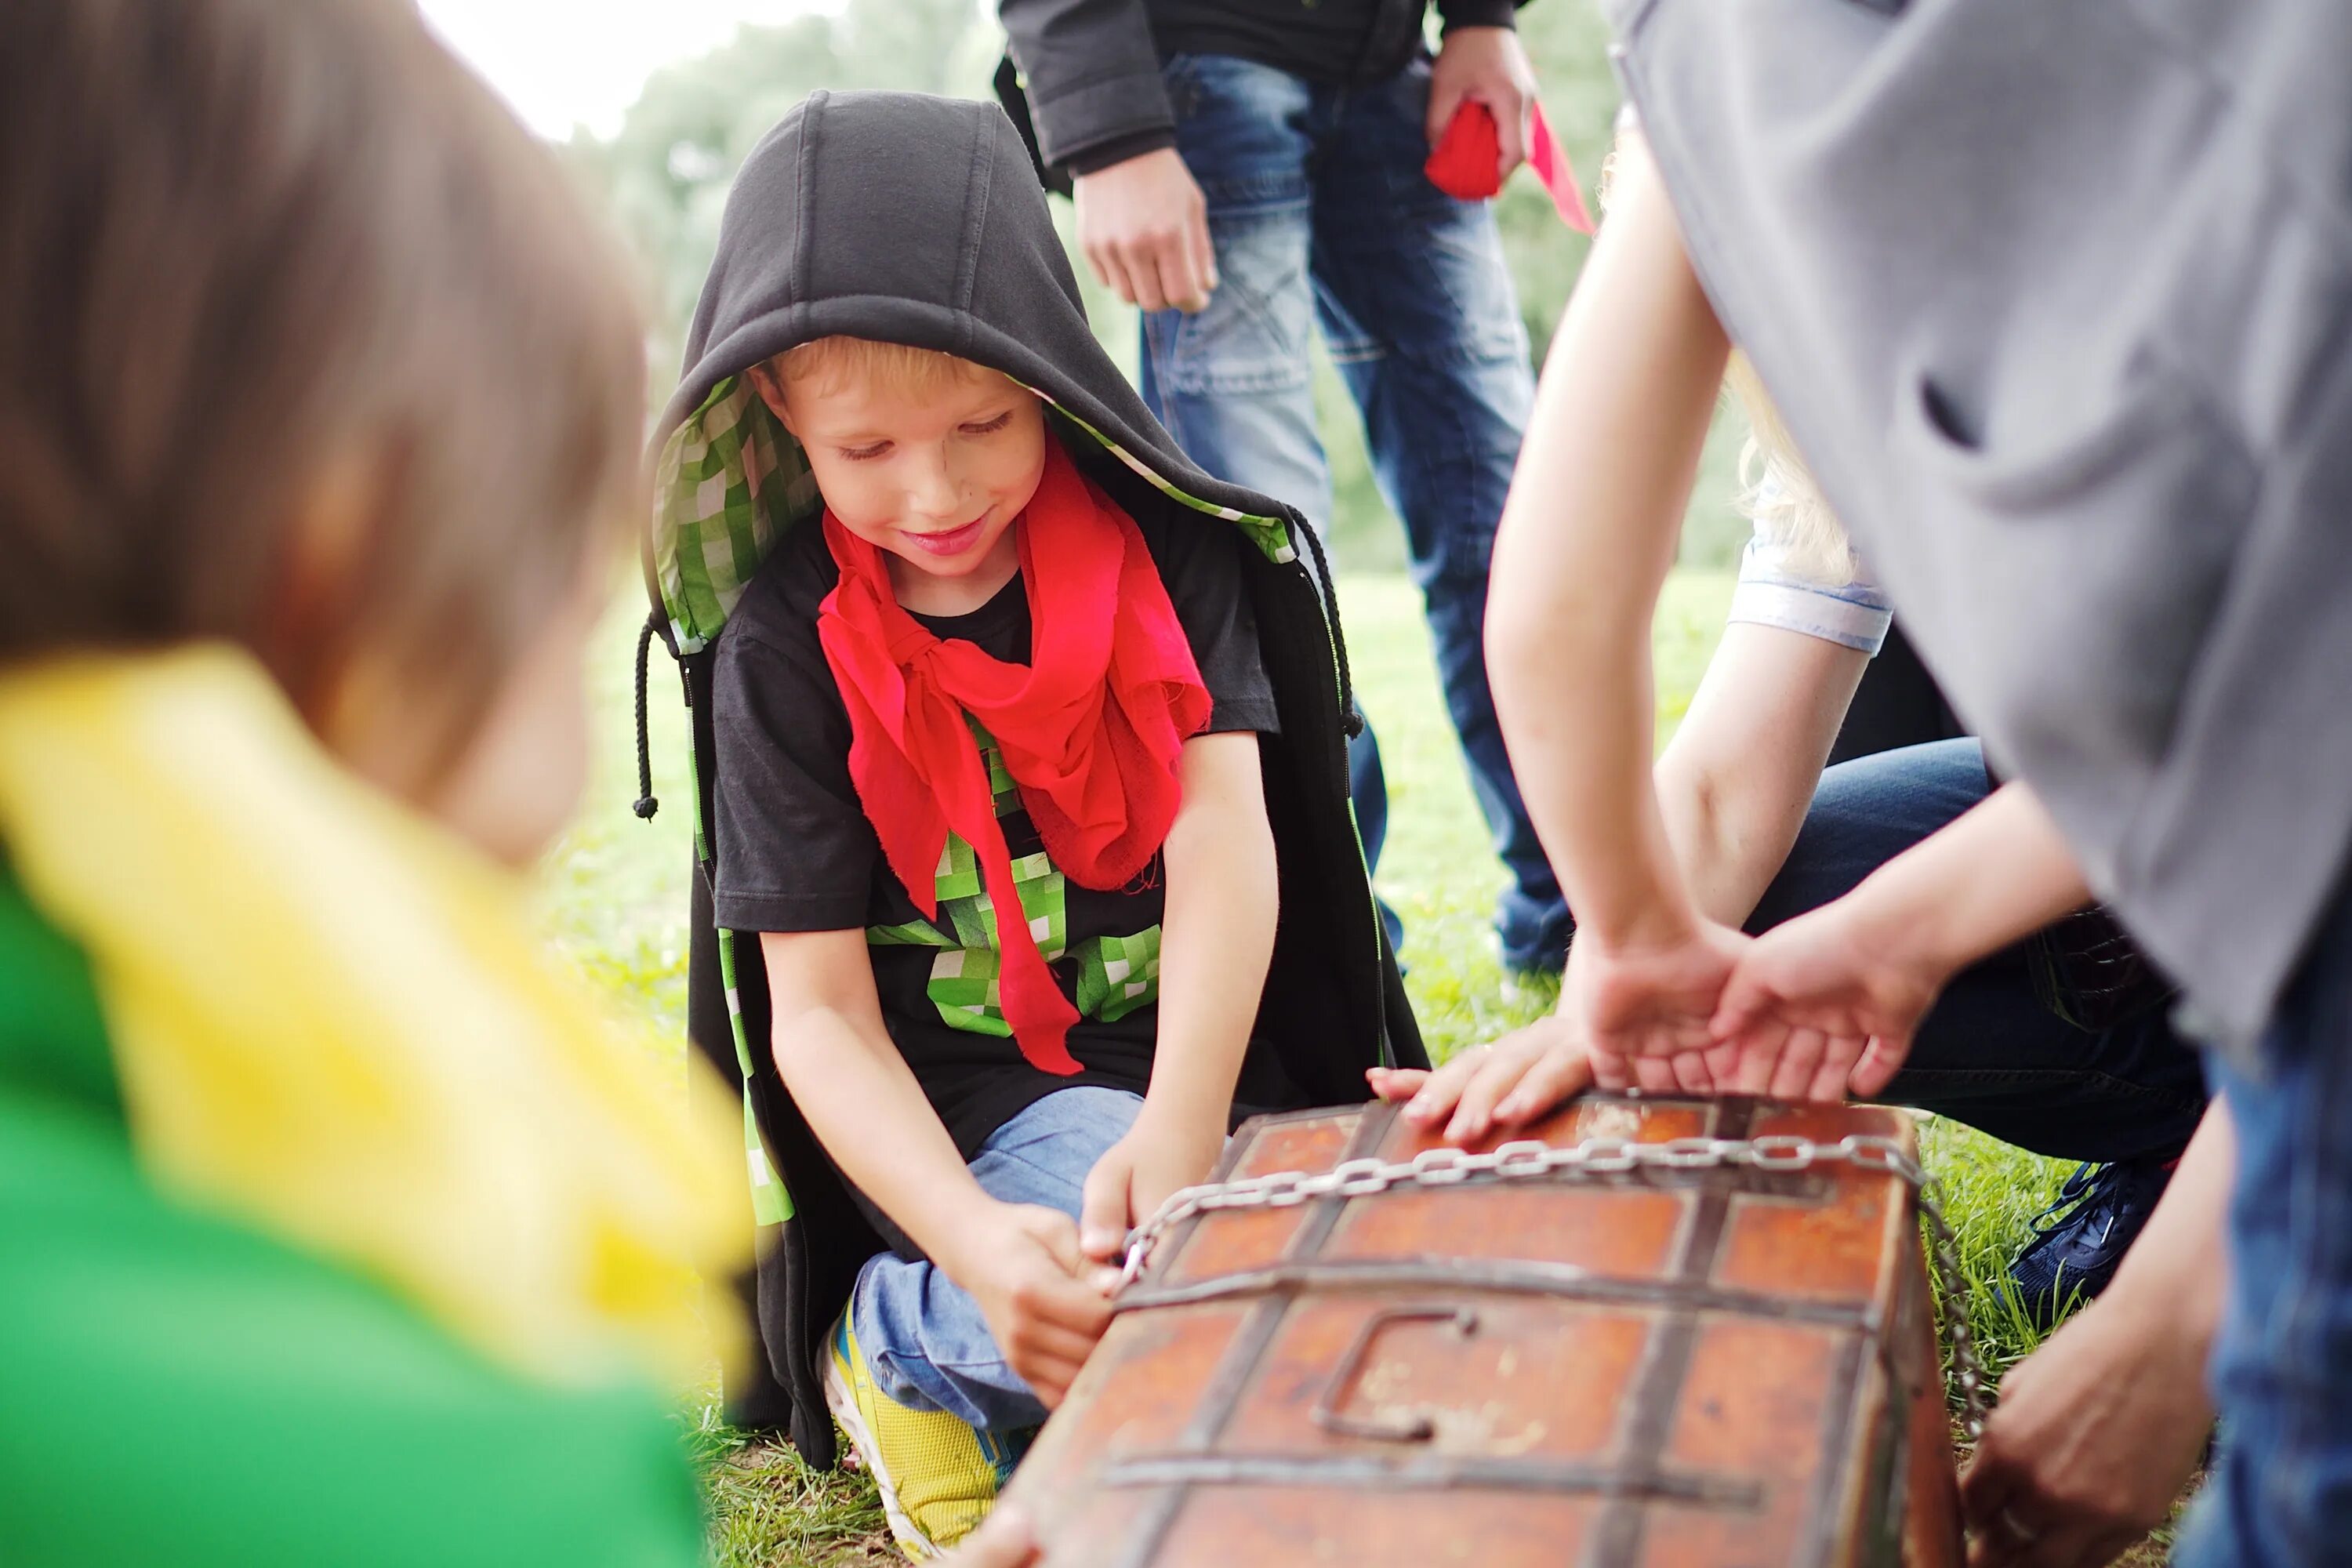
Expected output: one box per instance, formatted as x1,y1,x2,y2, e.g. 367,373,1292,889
866,729,1162,1036
1074,926,1162,1024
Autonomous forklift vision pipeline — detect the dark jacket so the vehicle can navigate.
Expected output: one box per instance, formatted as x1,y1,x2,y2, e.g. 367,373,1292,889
1608,0,2352,1048
999,0,1519,175
644,92,1422,1463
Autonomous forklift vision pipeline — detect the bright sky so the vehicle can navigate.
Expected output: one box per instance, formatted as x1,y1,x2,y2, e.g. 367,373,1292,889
418,0,840,140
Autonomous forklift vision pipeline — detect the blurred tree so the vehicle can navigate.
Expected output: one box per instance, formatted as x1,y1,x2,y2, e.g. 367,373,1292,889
564,0,1744,566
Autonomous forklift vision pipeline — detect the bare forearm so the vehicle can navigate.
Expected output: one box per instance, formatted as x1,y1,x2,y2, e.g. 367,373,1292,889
1846,783,2092,980
1656,762,1799,929
1497,630,1693,945
767,987,996,1276
1652,626,1870,927
2105,1096,2231,1343
1148,739,1276,1132
1487,134,1727,946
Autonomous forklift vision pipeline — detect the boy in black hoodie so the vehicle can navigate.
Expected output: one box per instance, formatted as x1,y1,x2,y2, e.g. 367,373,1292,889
654,92,1410,1556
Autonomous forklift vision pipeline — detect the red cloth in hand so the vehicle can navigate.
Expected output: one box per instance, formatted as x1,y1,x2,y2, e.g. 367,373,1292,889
816,437,1212,1075
1425,98,1507,200
1424,100,1595,234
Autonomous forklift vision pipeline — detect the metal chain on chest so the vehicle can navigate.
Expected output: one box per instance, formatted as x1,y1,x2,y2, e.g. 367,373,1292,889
1120,1131,1991,1440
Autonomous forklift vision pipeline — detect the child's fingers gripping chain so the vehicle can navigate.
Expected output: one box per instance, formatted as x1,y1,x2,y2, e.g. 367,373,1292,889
1078,1149,1138,1262
990,1215,1116,1406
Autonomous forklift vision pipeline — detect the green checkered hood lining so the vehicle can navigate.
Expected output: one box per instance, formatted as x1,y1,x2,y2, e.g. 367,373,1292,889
651,377,819,655
649,376,1295,655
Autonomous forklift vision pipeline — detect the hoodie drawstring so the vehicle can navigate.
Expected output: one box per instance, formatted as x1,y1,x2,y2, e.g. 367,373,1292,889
632,612,660,821
1295,520,1364,740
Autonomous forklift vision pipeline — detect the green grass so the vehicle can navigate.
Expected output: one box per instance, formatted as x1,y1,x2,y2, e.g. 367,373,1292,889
543,570,2171,1565
1341,571,1735,1061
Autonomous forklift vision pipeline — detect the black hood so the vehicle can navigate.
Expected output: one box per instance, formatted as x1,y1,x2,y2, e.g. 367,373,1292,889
656,90,1277,527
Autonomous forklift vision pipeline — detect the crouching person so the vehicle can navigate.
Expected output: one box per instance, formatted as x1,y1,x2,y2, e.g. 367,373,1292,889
653,93,1410,1558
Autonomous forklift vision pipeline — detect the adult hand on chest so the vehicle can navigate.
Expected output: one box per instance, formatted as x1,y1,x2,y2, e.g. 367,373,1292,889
1958,1286,2212,1567
1370,1010,1602,1145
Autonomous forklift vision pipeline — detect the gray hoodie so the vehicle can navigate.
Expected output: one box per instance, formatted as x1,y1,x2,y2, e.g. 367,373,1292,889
1608,0,2352,1050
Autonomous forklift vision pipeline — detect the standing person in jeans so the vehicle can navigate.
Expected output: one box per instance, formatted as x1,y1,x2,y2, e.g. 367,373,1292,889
998,0,1575,978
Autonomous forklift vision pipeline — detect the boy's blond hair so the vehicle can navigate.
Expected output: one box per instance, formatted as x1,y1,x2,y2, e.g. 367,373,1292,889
772,336,1011,401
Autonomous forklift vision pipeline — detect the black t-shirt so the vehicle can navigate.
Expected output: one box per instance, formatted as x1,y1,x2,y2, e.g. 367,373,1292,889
710,496,1281,1159
1145,1,1515,91
1152,0,1400,88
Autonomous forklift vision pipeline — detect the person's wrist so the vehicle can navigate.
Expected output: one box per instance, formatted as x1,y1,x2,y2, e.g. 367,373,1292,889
1134,1089,1228,1154
1577,897,1706,956
1837,879,1962,993
927,1192,1021,1284
2100,1225,2224,1359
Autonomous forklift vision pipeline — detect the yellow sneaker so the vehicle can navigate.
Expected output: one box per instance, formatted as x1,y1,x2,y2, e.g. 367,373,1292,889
824,1311,1024,1559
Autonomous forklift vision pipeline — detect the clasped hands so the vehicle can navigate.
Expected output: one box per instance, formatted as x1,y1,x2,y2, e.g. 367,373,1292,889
1372,896,1955,1137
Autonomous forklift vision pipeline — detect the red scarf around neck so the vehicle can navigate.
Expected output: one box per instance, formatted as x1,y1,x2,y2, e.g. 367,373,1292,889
816,437,1211,1074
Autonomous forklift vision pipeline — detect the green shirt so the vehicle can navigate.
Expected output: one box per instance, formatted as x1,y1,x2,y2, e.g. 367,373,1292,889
0,863,709,1567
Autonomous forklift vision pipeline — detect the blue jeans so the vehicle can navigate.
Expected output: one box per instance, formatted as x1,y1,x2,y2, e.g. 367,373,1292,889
1136,50,1571,972
2174,882,2352,1568
1750,740,2208,1162
850,1087,1143,1432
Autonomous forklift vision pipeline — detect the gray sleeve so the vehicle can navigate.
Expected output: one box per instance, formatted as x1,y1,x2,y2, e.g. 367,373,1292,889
998,0,1175,172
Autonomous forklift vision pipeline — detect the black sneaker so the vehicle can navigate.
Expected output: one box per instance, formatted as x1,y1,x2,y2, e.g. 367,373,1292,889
2007,1157,2176,1328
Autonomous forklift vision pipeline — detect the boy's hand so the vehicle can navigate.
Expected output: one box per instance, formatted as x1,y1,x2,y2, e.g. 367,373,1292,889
1371,1011,1599,1145
1709,902,1946,1103
1073,148,1218,314
950,1203,1116,1408
1078,1111,1228,1264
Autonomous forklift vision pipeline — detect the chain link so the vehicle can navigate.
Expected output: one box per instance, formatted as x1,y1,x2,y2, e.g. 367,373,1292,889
1120,1131,1991,1440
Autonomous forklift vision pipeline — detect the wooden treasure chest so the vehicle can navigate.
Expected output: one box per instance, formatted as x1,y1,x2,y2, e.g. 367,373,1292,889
1002,1094,1969,1567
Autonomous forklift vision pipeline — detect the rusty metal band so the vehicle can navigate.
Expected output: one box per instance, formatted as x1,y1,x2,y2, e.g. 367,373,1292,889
1793,1331,1875,1566
1111,1257,1881,1331
1109,1103,1405,1568
1097,1452,1766,1509
1796,1200,1931,1566
1583,1098,1755,1568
